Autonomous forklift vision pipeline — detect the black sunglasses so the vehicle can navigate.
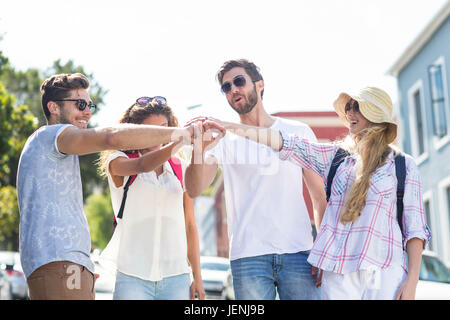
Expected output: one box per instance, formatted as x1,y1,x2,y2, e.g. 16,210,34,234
221,75,250,94
54,99,97,113
136,96,167,106
345,100,360,113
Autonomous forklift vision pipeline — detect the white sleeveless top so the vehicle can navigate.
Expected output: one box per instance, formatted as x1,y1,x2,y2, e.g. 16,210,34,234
100,151,191,281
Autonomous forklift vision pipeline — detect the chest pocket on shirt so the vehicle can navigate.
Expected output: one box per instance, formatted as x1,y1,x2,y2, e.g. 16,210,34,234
331,166,352,198
368,171,396,198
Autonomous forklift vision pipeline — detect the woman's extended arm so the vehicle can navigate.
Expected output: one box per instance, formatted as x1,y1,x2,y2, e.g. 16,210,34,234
221,120,284,151
107,142,183,188
217,119,337,180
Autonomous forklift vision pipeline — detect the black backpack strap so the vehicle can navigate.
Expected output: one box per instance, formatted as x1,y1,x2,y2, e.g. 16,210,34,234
112,152,140,230
326,148,349,202
395,154,406,241
117,175,136,220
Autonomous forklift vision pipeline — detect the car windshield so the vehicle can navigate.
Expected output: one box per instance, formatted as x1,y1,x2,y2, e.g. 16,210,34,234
420,255,450,284
201,262,229,272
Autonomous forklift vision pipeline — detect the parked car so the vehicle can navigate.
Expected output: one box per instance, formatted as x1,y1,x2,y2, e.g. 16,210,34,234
0,268,12,300
220,251,450,300
416,250,450,300
91,249,115,300
0,251,28,300
200,256,230,299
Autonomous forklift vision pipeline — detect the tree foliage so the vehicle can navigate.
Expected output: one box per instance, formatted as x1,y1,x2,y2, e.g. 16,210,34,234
0,84,38,187
0,77,37,250
0,67,44,125
84,191,114,250
0,186,20,251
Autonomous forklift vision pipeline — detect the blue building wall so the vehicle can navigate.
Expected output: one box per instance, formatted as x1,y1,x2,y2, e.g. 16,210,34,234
396,15,450,264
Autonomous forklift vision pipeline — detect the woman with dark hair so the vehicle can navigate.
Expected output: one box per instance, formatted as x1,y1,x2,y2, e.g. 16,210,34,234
98,97,221,300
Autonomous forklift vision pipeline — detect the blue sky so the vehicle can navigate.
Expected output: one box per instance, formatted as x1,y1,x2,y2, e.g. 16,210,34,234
1,0,448,127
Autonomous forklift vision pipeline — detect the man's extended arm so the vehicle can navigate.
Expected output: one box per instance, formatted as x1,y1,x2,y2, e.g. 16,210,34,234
57,124,192,156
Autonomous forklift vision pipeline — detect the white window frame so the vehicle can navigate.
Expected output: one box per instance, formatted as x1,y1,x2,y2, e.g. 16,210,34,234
422,190,435,252
429,56,450,151
438,175,450,263
407,79,429,165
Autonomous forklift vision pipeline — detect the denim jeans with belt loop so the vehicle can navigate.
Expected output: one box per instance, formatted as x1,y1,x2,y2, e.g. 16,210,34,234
230,251,321,300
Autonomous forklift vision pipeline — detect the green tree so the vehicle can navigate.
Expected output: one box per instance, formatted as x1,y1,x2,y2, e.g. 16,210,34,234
0,79,37,250
0,50,8,75
84,191,114,250
0,67,44,124
0,83,37,187
0,186,20,251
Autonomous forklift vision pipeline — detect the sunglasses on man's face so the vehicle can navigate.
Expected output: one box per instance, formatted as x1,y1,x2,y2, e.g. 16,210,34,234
345,100,360,114
136,96,167,106
221,75,249,94
54,99,97,113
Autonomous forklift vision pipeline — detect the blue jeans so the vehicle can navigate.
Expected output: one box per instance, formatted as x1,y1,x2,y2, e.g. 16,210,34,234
230,251,321,300
113,271,190,300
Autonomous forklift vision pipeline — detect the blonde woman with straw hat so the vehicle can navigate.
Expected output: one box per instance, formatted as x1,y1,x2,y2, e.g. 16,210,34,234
201,87,431,300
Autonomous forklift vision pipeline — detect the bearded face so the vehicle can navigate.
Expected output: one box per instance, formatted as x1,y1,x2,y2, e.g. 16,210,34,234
229,84,259,115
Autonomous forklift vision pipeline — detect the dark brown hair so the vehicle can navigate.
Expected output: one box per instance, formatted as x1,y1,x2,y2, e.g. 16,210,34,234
216,59,264,99
119,101,178,127
97,101,178,177
40,73,90,121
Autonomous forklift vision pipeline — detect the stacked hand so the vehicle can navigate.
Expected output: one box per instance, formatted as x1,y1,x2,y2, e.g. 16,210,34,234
185,116,225,128
183,117,226,158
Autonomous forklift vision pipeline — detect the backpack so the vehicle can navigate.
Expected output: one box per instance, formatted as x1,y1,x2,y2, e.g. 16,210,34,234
112,152,183,229
326,148,406,241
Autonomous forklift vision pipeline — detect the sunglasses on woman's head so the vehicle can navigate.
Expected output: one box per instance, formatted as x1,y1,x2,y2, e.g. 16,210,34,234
345,100,360,113
221,75,248,94
136,96,167,106
53,99,97,112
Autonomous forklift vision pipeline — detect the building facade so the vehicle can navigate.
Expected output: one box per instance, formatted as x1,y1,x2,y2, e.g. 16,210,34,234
389,1,450,265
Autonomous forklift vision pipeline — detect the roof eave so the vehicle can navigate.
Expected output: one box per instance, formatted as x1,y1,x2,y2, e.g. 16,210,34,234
387,1,450,77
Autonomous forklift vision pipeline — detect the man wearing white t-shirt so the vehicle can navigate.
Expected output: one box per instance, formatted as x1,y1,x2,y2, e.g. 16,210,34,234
185,59,326,300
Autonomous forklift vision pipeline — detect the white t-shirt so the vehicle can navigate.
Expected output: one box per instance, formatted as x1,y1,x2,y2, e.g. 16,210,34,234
100,151,191,281
206,117,318,261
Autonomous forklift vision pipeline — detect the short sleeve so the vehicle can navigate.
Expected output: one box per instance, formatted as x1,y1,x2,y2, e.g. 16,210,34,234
402,156,432,249
106,151,129,189
52,124,75,158
278,130,338,181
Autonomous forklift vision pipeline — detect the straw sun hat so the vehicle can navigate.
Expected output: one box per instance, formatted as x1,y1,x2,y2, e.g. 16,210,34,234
333,87,398,144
